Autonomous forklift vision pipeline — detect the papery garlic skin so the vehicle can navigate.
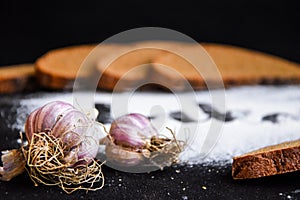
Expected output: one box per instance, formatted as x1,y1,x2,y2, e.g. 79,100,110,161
109,113,158,149
104,113,183,173
25,101,73,139
105,143,143,166
25,101,100,165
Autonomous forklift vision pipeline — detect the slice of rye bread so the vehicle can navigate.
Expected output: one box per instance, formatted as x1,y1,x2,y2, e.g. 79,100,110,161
97,41,190,91
97,45,161,91
36,41,184,90
151,43,216,90
203,43,300,85
35,44,97,89
35,42,300,90
0,64,35,93
232,139,300,179
35,44,132,90
152,43,300,89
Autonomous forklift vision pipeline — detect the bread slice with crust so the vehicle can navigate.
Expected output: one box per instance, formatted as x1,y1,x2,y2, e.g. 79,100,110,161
151,43,218,90
203,43,300,85
35,45,96,90
97,44,164,91
152,43,300,89
232,139,300,179
34,42,300,91
96,41,190,91
0,64,35,93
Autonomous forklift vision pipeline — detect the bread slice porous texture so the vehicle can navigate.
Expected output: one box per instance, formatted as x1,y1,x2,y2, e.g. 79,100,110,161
232,140,300,179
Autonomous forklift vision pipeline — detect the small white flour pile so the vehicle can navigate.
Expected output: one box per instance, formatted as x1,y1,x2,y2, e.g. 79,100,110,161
12,86,300,165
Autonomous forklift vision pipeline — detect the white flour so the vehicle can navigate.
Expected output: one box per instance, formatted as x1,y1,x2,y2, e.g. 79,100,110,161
12,86,300,165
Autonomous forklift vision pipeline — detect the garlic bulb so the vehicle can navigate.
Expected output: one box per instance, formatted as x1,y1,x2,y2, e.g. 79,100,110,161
109,113,158,149
1,101,105,194
25,101,100,165
105,113,183,173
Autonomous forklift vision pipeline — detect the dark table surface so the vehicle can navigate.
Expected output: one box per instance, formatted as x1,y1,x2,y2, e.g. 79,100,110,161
0,92,300,200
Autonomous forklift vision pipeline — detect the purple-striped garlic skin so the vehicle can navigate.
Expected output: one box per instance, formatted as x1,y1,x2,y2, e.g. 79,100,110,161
25,101,99,165
109,113,158,150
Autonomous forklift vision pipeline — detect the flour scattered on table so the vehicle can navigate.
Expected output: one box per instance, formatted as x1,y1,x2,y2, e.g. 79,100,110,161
12,86,300,165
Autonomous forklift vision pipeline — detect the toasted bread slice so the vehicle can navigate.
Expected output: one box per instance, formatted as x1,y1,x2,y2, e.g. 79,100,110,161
232,139,300,179
97,41,188,91
153,43,300,89
35,42,300,91
97,45,162,91
35,45,97,89
203,43,300,85
0,64,35,93
151,43,219,90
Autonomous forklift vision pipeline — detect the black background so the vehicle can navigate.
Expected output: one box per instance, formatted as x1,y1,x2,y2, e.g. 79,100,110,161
0,0,299,66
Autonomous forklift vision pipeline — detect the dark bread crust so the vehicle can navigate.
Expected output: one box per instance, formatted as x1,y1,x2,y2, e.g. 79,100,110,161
232,140,300,179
